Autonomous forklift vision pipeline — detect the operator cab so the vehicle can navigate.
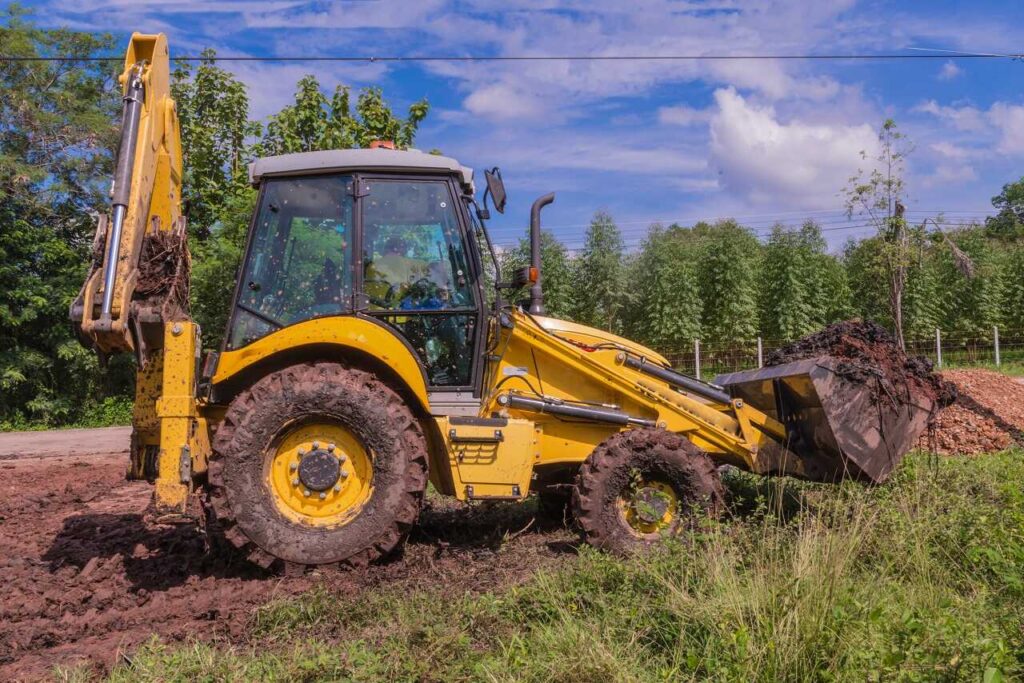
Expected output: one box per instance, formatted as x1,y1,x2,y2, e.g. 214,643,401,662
227,148,487,389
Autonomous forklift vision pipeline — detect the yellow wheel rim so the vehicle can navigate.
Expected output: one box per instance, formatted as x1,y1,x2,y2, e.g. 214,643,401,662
267,422,373,527
619,478,678,535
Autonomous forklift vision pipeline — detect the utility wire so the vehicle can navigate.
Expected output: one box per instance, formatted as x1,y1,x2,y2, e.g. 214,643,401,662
2,52,1022,63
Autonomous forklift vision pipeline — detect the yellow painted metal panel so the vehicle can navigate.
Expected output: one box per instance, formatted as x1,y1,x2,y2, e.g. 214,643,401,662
213,316,431,411
436,417,537,500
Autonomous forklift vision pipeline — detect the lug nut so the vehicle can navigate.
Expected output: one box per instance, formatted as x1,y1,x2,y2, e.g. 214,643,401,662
289,462,297,471
291,478,299,486
303,489,311,497
340,469,349,479
337,454,347,462
312,441,320,450
327,443,336,452
297,448,306,457
334,484,341,492
319,492,326,500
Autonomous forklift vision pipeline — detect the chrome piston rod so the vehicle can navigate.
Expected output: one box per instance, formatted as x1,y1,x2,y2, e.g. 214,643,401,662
100,63,145,319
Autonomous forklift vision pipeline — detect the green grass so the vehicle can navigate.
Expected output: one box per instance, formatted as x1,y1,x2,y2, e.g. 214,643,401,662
72,451,1024,682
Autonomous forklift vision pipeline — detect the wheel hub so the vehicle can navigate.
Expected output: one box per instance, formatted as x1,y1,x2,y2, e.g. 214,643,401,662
268,425,372,525
633,486,670,524
298,447,340,492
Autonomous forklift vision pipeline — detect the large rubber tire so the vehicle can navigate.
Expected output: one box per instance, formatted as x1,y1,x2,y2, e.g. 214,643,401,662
208,362,428,570
572,429,724,554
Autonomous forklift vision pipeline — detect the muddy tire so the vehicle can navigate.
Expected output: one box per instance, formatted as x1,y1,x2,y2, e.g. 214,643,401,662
208,362,428,570
572,429,723,554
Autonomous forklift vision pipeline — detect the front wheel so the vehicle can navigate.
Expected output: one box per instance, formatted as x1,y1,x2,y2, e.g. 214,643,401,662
208,362,428,571
572,429,723,554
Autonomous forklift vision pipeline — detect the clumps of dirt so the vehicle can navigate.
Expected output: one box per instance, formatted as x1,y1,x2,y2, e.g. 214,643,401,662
919,369,1024,455
766,320,956,409
0,452,573,680
136,227,191,322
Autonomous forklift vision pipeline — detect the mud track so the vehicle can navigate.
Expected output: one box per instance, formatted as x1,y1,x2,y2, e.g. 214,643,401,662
0,448,575,680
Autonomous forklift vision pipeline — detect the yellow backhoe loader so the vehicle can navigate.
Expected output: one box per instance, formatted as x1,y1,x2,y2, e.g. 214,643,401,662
72,34,935,570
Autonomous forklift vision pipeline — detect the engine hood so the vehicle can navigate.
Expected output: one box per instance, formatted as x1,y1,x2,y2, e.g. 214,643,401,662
529,314,671,366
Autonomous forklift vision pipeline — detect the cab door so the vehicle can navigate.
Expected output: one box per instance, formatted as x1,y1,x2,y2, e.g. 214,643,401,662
357,175,484,393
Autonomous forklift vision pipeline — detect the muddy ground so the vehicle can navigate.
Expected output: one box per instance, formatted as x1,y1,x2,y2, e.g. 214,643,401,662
0,451,575,681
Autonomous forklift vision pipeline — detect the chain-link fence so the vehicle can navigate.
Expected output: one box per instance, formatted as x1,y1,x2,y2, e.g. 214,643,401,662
663,327,1024,380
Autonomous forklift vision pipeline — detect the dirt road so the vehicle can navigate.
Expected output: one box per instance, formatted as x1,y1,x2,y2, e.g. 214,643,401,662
0,437,573,681
0,426,130,459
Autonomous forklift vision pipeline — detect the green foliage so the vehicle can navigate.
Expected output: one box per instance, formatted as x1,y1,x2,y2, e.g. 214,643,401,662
171,49,260,240
99,451,1024,682
570,211,626,331
499,229,575,318
625,224,703,349
261,77,428,155
986,176,1024,239
0,7,133,427
694,220,761,344
844,119,915,348
934,227,1006,337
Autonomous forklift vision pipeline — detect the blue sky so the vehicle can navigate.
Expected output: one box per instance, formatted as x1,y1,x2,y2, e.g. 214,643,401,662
21,0,1024,251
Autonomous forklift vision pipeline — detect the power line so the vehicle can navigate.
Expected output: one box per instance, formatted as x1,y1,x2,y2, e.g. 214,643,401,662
3,52,1022,63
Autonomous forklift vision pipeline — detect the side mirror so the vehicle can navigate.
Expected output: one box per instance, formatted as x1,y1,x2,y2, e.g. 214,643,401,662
484,167,507,215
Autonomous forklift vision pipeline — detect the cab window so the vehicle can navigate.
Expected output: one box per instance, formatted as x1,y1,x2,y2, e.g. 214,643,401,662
228,175,353,349
362,180,474,312
362,179,477,387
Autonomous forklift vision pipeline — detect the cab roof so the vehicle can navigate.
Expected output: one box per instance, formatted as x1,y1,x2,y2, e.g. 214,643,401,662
248,148,475,192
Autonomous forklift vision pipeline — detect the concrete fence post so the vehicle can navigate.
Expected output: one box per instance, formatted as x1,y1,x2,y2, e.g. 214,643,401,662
694,339,701,380
994,326,1001,367
935,328,942,369
757,337,763,368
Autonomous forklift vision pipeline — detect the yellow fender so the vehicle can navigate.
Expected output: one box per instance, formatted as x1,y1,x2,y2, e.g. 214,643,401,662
212,316,431,411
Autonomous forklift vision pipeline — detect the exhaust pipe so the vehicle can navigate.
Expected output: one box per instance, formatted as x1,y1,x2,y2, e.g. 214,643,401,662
528,193,555,315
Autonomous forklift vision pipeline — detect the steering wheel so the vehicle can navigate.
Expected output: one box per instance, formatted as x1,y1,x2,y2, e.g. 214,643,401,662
364,276,398,308
400,277,445,310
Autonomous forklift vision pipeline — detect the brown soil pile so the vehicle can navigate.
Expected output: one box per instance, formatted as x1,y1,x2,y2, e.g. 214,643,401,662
765,320,956,408
919,370,1024,455
0,452,573,680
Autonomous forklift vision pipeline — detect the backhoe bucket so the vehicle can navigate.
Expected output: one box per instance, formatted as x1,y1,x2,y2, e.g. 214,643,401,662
716,357,935,483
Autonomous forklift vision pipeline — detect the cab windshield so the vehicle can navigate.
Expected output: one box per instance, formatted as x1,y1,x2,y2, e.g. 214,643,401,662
228,174,354,349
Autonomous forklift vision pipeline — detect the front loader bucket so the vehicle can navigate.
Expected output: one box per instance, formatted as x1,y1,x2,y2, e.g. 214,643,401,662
715,357,934,483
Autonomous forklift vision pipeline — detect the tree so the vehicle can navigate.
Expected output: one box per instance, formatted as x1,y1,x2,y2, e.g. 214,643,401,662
625,224,702,350
0,7,128,426
500,229,575,318
842,236,891,327
693,220,761,344
261,77,429,155
571,211,625,331
986,176,1024,239
760,221,853,340
844,119,916,349
171,49,260,239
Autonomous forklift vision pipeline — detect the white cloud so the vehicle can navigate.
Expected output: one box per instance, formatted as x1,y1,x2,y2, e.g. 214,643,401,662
937,60,963,80
916,99,1024,156
658,105,710,127
914,100,987,132
989,103,1024,155
708,88,878,208
930,141,978,160
920,164,978,188
462,83,549,122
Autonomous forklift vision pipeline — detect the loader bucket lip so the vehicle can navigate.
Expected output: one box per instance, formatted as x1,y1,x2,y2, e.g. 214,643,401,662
715,356,935,483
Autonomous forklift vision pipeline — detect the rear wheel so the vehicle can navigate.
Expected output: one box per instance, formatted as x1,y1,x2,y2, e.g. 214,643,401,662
208,362,428,570
572,429,723,554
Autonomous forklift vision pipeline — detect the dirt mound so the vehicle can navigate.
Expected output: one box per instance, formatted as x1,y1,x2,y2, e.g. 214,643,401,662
766,320,956,408
919,370,1024,455
0,453,573,680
